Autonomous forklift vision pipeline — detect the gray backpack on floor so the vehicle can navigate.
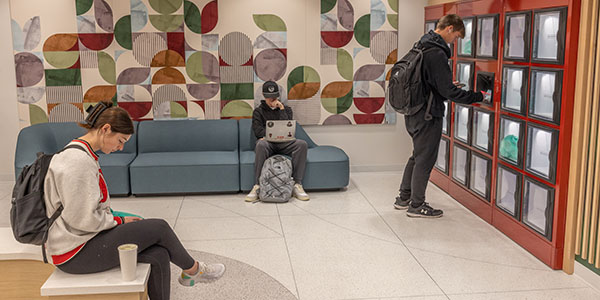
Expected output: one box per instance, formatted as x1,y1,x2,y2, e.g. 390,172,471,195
259,155,294,203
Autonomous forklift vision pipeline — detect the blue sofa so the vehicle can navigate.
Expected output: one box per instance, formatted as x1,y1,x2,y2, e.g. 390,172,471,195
129,119,239,195
14,122,138,196
238,119,349,191
15,119,349,196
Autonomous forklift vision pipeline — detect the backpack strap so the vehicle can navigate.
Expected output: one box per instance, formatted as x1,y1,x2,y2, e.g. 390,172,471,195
61,144,88,154
423,92,434,121
418,46,439,121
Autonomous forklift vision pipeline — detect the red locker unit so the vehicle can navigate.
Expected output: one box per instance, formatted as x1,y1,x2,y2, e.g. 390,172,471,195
426,0,581,269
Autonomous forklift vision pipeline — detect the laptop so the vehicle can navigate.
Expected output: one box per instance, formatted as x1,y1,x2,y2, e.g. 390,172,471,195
265,120,296,143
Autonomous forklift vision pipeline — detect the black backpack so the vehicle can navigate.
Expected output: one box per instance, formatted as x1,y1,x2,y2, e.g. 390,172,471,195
388,43,436,120
10,144,85,263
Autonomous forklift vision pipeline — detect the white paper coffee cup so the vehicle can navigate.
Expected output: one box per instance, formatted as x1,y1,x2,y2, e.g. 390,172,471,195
118,244,138,281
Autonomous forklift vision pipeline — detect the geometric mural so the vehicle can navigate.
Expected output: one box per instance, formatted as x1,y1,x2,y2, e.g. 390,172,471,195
10,0,398,126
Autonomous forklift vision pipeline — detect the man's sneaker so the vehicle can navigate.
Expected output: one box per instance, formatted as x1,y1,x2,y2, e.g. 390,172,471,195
178,262,225,286
406,202,443,218
245,185,260,202
394,197,410,210
293,184,310,201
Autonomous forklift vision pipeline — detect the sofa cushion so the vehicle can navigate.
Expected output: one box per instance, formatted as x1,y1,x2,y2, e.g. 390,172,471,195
307,146,349,163
129,151,239,194
130,151,238,167
137,119,238,153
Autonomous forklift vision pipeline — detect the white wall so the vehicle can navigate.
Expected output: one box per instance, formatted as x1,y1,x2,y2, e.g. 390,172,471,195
0,0,19,181
0,0,426,178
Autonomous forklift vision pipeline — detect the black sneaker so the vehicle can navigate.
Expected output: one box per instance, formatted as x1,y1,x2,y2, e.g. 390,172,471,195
406,202,443,218
393,197,410,210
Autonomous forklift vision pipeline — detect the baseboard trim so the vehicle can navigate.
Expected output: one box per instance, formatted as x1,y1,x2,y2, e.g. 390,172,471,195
350,164,405,173
574,261,600,293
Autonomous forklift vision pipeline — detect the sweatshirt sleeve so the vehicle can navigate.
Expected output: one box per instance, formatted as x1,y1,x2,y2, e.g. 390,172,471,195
252,108,266,139
424,50,483,104
284,106,293,120
52,151,117,233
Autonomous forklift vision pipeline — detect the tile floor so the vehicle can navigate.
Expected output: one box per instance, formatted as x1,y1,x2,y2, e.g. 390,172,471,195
1,172,599,300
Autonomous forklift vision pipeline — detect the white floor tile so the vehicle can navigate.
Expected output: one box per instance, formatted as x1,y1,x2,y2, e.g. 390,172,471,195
380,210,546,269
3,170,597,299
448,287,600,300
351,173,464,214
285,189,375,215
410,248,587,294
281,214,443,300
180,195,279,218
109,196,183,220
175,216,283,241
183,238,298,297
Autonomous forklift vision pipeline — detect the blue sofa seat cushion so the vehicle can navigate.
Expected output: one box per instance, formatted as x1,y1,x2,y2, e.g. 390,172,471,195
131,151,239,167
130,151,239,194
131,151,239,168
307,146,349,163
240,146,348,165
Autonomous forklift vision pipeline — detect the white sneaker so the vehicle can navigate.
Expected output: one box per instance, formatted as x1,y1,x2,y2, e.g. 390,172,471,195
245,185,260,202
293,184,310,201
178,261,225,286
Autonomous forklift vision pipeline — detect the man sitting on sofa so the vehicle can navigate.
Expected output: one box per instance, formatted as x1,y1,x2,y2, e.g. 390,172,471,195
245,81,310,202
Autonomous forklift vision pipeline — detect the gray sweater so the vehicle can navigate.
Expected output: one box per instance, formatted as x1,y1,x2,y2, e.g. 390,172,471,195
43,140,119,265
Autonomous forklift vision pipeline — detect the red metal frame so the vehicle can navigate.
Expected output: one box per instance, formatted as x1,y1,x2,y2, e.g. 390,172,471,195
426,0,581,269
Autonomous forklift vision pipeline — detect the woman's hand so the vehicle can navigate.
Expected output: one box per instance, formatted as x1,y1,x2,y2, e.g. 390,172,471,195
124,216,142,223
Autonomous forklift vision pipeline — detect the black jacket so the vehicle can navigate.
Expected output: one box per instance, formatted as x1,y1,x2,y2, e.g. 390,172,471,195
419,31,483,118
252,100,294,139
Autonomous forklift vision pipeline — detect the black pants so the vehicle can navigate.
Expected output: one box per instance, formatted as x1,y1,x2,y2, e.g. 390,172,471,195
399,109,443,207
254,139,308,184
58,219,195,300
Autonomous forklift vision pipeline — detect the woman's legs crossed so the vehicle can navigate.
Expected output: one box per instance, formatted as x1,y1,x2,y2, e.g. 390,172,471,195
138,245,171,300
58,219,195,300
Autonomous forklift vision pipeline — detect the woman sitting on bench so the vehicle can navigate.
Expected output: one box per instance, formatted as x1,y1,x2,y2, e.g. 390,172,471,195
43,101,225,300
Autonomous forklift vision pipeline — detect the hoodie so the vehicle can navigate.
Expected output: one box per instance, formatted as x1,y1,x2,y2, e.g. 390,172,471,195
252,100,294,139
419,30,483,118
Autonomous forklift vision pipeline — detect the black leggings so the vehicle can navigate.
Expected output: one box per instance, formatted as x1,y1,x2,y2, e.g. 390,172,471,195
58,219,195,300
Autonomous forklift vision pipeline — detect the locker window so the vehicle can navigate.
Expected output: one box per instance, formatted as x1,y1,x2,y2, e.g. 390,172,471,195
501,65,529,115
458,17,475,57
523,177,555,240
532,7,567,65
496,164,522,218
470,152,491,201
452,144,470,186
525,124,559,183
504,11,531,62
529,68,563,125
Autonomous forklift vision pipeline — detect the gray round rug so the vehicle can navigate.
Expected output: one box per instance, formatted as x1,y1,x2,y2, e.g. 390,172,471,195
170,250,297,300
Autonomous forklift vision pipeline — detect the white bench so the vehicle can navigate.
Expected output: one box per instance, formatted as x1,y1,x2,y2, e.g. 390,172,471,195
0,227,54,299
41,263,151,300
0,227,151,300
